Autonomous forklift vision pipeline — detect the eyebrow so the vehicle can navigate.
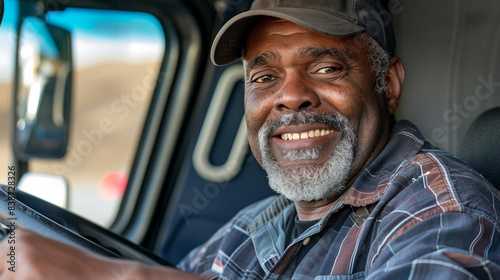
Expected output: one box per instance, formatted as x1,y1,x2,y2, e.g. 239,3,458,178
299,47,353,60
244,46,353,74
245,51,281,73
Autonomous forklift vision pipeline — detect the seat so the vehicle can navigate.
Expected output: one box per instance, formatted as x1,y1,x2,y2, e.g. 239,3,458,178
458,108,500,189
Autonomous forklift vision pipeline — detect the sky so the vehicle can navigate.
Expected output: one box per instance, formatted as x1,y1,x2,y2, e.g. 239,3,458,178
0,0,165,82
0,0,18,82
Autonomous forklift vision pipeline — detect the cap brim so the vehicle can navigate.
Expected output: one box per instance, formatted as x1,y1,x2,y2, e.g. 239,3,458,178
211,7,365,65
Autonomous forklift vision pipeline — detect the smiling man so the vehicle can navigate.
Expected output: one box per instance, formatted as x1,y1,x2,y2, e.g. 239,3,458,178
177,0,500,279
244,18,395,206
241,17,396,222
1,0,500,279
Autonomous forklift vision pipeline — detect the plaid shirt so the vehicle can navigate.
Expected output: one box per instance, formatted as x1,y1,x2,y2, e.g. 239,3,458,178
178,121,500,279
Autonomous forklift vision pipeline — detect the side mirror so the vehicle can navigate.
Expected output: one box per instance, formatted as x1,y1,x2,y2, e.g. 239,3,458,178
14,16,72,160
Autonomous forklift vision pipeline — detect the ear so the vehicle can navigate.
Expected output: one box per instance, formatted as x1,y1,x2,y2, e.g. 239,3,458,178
385,57,405,115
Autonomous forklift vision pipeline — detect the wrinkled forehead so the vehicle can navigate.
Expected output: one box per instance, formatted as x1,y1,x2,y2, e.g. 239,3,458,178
242,18,369,66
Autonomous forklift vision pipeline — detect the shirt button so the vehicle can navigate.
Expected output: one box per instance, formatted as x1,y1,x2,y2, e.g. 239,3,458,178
302,237,311,246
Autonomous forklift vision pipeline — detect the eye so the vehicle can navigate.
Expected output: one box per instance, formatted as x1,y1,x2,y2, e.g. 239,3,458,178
315,66,343,74
253,75,276,83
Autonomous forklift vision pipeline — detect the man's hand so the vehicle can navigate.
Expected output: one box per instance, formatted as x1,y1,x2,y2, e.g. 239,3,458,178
0,229,205,280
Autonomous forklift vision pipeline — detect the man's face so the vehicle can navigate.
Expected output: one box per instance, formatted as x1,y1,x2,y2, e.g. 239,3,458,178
243,18,394,202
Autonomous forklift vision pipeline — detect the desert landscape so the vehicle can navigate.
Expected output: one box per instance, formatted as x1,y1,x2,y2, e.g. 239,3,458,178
0,83,13,186
0,60,159,227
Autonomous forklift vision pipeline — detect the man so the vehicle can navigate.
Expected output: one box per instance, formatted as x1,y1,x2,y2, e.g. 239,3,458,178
1,0,499,279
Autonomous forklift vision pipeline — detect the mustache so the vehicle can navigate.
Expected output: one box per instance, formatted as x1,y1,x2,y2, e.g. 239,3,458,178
260,111,350,140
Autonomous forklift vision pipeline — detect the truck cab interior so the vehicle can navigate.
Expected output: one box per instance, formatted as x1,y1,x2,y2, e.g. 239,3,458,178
0,0,498,267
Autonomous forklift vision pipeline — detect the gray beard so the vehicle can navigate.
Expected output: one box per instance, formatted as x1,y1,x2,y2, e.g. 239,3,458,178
258,111,356,202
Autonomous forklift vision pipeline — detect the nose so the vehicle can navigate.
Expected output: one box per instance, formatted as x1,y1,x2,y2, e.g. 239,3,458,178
273,74,320,112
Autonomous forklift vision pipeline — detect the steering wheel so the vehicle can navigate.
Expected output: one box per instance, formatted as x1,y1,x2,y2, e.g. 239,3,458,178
0,184,171,266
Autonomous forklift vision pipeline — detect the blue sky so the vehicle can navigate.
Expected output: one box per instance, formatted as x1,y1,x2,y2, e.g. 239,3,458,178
0,0,19,81
0,0,164,81
46,7,164,41
1,0,18,29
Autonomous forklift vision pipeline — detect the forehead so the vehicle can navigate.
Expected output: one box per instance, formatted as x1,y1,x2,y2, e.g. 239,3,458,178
243,18,367,69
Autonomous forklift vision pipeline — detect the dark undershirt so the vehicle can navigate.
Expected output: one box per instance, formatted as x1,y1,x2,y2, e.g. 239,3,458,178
284,214,321,265
277,207,359,278
294,216,319,240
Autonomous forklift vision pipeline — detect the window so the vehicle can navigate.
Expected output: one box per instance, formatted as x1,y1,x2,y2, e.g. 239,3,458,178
24,8,165,227
0,0,18,193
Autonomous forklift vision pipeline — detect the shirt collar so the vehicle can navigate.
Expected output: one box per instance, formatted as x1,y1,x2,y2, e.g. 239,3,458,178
341,120,425,206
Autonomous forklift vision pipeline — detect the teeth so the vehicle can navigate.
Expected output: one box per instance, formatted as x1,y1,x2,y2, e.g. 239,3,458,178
280,129,332,140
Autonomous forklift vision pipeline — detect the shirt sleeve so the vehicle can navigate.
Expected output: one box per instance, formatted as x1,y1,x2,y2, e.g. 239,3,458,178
366,153,500,279
176,196,279,276
366,211,500,279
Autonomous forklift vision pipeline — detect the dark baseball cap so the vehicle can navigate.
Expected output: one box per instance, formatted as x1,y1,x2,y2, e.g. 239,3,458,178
211,0,396,65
